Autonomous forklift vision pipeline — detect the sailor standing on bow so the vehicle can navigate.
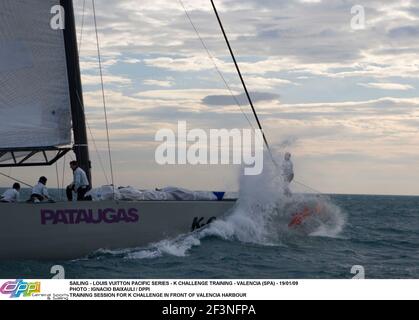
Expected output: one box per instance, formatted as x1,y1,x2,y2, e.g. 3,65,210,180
66,161,91,201
282,152,294,196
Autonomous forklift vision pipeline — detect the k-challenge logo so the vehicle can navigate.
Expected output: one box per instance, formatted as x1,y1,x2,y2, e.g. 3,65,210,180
0,280,41,298
41,208,140,225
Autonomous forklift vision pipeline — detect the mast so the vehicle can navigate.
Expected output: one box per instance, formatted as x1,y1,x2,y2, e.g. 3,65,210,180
61,0,92,184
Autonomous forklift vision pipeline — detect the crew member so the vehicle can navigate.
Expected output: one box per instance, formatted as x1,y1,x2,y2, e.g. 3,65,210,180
0,183,21,203
66,161,91,201
282,152,294,196
28,177,50,202
282,152,294,183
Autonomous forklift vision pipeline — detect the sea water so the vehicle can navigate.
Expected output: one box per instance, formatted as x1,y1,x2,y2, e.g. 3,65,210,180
0,159,418,279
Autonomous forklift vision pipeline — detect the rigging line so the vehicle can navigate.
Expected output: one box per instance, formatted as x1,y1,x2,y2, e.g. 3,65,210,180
0,172,32,188
61,154,67,200
75,86,111,186
55,161,60,200
78,0,87,53
177,0,256,131
210,0,277,162
86,120,111,185
75,2,111,186
210,1,270,145
294,180,324,196
178,0,323,198
92,0,116,195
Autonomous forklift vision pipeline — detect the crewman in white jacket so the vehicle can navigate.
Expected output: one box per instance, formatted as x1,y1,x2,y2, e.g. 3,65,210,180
28,177,50,202
0,183,21,203
282,152,294,196
66,161,91,201
282,152,294,183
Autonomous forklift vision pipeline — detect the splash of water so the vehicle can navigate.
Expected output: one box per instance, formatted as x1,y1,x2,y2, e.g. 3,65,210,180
202,152,346,245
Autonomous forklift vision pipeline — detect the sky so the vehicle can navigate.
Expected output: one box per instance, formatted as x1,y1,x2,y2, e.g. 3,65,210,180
2,0,419,196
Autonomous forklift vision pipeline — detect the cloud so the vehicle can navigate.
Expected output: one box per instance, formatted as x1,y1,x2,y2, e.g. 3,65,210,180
143,56,225,72
202,92,280,106
136,88,230,101
82,74,132,86
123,58,142,64
388,26,419,38
358,82,414,91
241,76,295,90
143,79,174,87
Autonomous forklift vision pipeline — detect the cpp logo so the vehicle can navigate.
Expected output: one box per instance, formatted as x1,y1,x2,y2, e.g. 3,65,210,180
0,280,41,298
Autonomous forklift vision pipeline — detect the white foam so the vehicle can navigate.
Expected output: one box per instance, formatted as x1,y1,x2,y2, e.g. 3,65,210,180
201,151,347,245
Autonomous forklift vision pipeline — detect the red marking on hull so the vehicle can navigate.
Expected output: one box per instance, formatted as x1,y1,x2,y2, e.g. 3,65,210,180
288,203,324,228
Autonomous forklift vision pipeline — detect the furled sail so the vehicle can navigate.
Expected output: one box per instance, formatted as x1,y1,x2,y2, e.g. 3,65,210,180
0,0,72,151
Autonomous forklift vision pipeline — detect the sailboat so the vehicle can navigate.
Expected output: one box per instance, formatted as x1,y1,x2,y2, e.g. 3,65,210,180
0,0,237,260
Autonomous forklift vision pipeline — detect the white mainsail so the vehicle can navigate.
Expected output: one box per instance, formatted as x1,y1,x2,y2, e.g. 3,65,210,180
0,0,71,150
